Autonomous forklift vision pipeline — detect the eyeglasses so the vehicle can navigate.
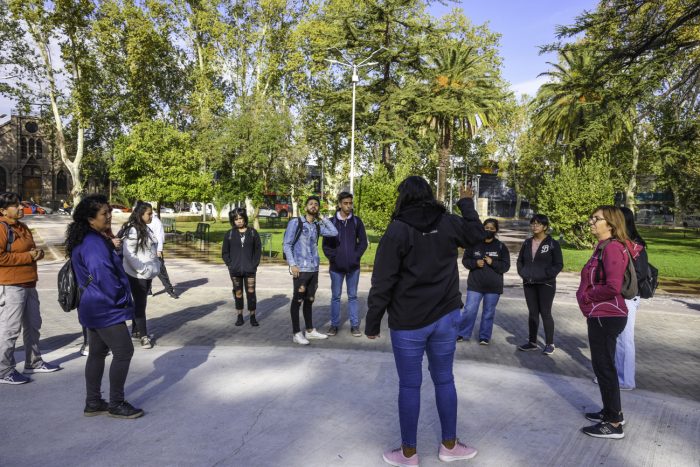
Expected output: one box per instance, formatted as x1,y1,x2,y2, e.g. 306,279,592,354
589,216,605,224
531,222,543,227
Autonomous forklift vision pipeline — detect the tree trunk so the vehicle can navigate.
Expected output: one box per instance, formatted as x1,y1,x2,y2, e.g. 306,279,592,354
245,197,260,230
624,129,639,211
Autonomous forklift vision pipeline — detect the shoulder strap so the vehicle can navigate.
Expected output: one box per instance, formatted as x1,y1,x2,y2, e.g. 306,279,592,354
291,217,304,248
1,221,14,252
315,221,321,243
228,229,233,241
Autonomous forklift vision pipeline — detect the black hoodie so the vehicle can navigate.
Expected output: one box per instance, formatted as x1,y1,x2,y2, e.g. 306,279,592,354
222,228,262,276
516,235,563,285
365,198,485,336
462,238,510,294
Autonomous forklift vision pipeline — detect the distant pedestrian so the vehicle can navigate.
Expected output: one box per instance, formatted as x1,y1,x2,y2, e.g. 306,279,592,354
66,194,143,418
458,218,510,345
147,213,179,299
516,214,563,355
577,205,630,439
283,196,338,345
365,177,484,466
0,192,61,385
322,191,368,337
222,208,262,327
120,201,160,349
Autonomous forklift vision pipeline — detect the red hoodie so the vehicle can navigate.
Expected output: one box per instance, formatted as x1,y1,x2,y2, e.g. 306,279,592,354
576,239,643,318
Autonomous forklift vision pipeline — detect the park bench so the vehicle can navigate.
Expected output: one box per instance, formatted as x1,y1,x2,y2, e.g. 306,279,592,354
185,222,210,243
161,217,176,233
260,232,273,258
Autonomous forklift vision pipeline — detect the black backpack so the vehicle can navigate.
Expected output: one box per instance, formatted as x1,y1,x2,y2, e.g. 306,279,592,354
595,240,638,300
57,259,93,312
634,249,659,299
1,221,15,252
283,217,320,261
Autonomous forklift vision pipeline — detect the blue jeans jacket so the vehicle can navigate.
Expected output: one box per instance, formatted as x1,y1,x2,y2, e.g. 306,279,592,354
283,217,338,272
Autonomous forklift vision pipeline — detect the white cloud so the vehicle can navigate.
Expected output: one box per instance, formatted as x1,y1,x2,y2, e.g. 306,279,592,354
510,76,550,99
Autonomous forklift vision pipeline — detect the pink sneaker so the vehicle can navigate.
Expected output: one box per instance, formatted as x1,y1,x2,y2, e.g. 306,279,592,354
438,440,478,462
383,447,419,467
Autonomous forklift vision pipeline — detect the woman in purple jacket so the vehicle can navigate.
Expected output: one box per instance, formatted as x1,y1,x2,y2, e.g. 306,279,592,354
576,205,630,439
65,194,143,419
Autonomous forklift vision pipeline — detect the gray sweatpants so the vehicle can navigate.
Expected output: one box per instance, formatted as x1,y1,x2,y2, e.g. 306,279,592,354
0,286,43,377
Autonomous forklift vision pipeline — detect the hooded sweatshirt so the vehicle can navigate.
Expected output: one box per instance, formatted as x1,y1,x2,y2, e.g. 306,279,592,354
516,235,563,285
0,217,38,285
222,227,262,276
364,198,485,336
322,212,369,273
576,239,641,318
462,238,510,294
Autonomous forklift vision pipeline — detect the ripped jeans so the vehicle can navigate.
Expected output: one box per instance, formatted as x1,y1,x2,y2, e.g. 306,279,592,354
290,272,319,333
231,274,257,311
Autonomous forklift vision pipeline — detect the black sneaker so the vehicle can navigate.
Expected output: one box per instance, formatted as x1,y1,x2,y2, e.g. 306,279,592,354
250,315,259,327
235,314,245,326
456,336,464,342
543,344,556,355
518,342,538,351
479,339,489,345
84,399,109,417
131,329,141,340
108,401,144,419
326,325,338,336
351,326,362,337
582,421,624,439
585,410,626,426
167,289,179,299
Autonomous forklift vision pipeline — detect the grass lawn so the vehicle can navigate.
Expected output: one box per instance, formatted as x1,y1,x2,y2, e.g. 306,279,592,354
561,227,700,281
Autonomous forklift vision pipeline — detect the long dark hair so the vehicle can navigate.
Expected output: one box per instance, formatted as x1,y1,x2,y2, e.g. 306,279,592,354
64,194,110,257
620,207,645,246
121,201,153,252
392,176,444,219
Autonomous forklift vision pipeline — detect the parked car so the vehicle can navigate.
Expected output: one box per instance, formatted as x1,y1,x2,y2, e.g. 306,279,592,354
258,207,278,218
110,203,131,213
20,201,46,215
160,207,175,214
37,204,53,214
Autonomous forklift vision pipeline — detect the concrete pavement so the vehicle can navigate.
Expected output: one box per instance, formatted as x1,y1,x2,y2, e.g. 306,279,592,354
0,216,698,466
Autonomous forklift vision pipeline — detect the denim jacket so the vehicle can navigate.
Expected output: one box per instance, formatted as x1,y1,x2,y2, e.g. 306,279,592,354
283,217,338,272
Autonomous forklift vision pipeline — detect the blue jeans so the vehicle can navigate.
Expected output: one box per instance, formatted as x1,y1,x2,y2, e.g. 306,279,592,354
458,290,500,341
616,297,639,389
390,309,460,448
329,269,360,327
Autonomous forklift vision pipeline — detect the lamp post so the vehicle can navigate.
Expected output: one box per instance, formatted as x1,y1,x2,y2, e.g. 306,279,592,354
325,48,384,194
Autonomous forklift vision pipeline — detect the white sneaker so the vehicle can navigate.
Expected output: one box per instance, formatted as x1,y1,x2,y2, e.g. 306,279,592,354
293,332,309,345
305,328,328,340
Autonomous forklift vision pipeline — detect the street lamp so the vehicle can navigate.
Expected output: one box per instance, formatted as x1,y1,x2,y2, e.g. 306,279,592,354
325,47,384,194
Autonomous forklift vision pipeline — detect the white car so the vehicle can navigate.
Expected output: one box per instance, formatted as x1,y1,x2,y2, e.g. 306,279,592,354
258,208,278,218
160,207,175,214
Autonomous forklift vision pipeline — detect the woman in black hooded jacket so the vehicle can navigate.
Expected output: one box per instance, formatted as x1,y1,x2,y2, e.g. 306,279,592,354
222,208,262,326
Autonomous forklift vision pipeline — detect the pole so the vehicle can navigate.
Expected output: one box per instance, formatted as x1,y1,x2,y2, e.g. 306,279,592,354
350,64,358,194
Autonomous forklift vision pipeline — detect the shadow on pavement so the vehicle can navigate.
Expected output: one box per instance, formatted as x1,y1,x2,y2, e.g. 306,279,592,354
173,278,209,294
150,301,225,339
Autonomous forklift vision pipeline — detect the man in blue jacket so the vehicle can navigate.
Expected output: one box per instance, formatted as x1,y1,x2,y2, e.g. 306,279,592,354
283,196,338,345
322,192,368,337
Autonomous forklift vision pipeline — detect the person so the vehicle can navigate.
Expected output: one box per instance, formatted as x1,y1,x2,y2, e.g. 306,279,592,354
577,205,631,439
147,211,179,299
0,192,61,384
365,176,485,466
120,201,160,349
614,207,647,390
457,218,510,345
283,195,338,345
66,194,143,418
222,208,262,326
322,191,368,337
516,214,563,355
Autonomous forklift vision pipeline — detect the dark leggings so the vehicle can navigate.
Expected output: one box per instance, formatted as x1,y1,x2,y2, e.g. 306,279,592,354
85,322,134,406
290,272,318,333
231,275,257,311
128,275,151,337
524,283,556,345
588,317,627,423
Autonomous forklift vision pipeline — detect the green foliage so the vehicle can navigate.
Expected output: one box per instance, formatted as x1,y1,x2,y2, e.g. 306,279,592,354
538,157,615,249
356,160,415,234
110,120,212,204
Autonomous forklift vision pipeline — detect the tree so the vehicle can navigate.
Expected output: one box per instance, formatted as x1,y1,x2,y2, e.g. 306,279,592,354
110,120,212,207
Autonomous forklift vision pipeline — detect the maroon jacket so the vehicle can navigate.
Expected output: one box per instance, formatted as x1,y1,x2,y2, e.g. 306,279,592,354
576,239,640,318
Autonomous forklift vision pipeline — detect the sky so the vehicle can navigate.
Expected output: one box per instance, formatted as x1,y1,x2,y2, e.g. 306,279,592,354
0,0,598,123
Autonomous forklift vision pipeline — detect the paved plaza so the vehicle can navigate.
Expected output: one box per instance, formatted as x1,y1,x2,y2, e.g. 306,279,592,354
1,216,699,466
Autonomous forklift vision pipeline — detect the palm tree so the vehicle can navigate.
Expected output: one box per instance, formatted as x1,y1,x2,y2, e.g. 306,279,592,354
414,43,502,201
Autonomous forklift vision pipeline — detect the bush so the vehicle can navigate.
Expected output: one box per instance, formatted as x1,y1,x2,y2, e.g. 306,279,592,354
537,158,615,249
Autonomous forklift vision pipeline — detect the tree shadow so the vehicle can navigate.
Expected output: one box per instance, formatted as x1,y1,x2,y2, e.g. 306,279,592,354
173,278,209,294
251,294,289,322
673,299,700,311
127,337,215,405
149,300,225,340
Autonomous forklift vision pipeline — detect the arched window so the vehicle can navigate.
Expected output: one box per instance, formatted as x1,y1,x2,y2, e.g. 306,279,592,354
28,138,35,156
0,167,6,192
35,139,43,159
20,137,28,158
56,170,68,194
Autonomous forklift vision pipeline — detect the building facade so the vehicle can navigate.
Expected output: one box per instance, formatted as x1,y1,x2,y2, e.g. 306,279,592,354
0,113,71,207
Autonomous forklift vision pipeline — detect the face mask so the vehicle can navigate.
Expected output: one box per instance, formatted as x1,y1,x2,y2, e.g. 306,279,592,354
485,231,496,239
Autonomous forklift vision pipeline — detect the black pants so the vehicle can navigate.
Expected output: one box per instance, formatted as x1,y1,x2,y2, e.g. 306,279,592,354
156,257,174,291
85,322,134,406
231,274,257,311
524,283,556,345
588,317,627,423
128,275,151,337
290,272,319,333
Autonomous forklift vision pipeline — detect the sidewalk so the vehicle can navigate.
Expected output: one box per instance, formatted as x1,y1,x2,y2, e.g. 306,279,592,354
1,217,698,466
